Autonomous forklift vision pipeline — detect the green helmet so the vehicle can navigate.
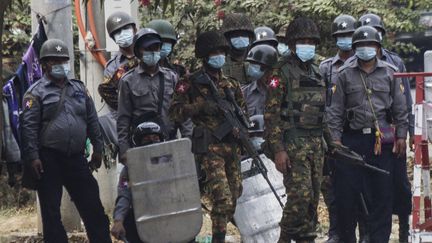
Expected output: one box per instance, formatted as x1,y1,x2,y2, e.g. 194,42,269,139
352,26,381,48
195,30,230,58
146,19,177,43
106,11,135,38
221,13,254,39
358,13,385,35
331,14,356,37
286,17,320,44
133,28,162,58
245,45,278,67
40,39,69,61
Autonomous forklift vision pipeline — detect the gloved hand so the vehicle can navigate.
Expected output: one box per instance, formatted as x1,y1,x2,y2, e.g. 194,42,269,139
111,220,126,240
89,152,102,171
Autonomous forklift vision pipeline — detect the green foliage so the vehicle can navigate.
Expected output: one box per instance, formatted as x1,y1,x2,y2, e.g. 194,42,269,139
139,0,429,67
2,0,31,58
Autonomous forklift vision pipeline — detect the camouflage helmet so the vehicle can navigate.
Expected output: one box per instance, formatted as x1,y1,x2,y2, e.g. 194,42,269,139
358,13,385,35
146,19,177,43
249,114,265,133
133,28,162,58
40,39,70,61
285,17,320,44
106,11,136,38
195,30,230,58
221,13,254,38
276,24,289,39
331,14,356,37
352,26,381,47
251,26,278,48
132,121,165,146
246,45,278,67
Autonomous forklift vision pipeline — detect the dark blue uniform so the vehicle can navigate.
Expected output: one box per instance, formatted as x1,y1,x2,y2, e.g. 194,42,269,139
21,75,111,243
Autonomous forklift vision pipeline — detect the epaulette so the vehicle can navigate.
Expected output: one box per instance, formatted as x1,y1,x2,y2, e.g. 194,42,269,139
382,61,399,72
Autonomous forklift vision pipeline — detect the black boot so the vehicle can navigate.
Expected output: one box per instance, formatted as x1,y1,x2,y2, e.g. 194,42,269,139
399,214,409,243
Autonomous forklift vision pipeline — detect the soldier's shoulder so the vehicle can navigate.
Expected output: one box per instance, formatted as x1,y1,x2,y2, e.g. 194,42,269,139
120,68,136,81
337,58,356,73
384,49,403,60
319,57,333,69
381,60,399,72
26,78,46,95
105,55,118,68
160,66,178,79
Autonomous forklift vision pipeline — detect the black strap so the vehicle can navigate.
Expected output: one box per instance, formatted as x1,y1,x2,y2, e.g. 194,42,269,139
157,72,165,114
41,85,67,137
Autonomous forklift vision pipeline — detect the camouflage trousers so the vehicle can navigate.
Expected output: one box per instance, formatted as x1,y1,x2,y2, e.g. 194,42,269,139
278,136,324,242
196,143,242,242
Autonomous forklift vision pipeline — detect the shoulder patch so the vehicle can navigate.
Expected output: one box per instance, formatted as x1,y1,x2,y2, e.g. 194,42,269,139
268,76,281,89
175,80,190,94
23,93,36,110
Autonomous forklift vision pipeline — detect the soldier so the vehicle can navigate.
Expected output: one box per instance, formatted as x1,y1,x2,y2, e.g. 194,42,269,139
250,26,278,49
169,30,245,243
276,24,290,58
326,26,408,243
111,118,165,243
20,39,111,243
117,28,179,164
221,13,255,85
357,13,413,243
99,11,138,111
263,17,330,243
319,14,356,243
242,44,278,116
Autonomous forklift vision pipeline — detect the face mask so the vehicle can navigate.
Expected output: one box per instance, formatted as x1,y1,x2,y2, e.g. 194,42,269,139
114,28,134,48
50,63,70,79
207,54,226,69
295,44,315,62
160,42,173,59
247,63,264,80
230,36,250,49
142,51,161,66
336,37,352,51
277,43,290,57
250,136,265,151
355,46,377,61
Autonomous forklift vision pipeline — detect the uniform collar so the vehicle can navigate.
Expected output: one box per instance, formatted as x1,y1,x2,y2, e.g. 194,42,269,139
43,74,72,87
136,63,162,76
331,53,346,66
350,56,387,70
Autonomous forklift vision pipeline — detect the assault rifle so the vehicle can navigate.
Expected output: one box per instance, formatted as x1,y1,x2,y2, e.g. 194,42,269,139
327,142,390,175
195,72,284,208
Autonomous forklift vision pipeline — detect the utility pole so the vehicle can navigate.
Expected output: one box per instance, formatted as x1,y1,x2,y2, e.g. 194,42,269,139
31,0,81,233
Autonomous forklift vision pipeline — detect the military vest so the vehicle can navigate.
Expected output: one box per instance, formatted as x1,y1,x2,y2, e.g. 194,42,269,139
279,59,326,130
222,57,248,85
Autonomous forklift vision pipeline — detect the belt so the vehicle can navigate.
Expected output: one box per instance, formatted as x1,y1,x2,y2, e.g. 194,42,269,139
285,128,323,138
344,127,375,135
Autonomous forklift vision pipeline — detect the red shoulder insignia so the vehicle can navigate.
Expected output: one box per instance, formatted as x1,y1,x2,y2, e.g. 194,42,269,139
268,76,280,89
175,81,190,94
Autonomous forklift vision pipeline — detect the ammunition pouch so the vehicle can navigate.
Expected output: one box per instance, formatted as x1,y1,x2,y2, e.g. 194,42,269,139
191,126,213,154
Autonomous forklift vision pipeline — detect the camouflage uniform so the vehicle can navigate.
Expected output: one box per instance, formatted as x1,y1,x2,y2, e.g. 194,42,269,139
169,69,245,241
264,52,328,242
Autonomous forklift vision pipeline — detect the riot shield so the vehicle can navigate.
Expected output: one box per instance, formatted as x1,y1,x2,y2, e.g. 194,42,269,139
127,138,203,243
234,154,287,242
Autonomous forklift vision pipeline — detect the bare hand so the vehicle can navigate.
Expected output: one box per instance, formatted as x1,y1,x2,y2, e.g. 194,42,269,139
409,136,414,151
394,138,407,157
31,159,44,179
89,152,102,171
274,151,290,174
110,220,126,240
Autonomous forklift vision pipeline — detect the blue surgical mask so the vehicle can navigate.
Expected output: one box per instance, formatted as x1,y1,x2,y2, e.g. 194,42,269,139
160,42,173,59
355,47,377,61
51,63,70,79
295,44,315,62
277,43,290,57
114,28,134,48
336,37,352,51
247,63,264,80
207,54,226,69
230,36,250,49
142,51,161,66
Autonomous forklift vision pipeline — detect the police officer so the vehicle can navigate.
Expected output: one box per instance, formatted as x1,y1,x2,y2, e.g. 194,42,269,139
169,30,246,243
276,24,290,58
319,14,356,243
117,28,179,164
99,11,138,111
146,19,188,78
326,26,408,243
21,39,111,243
242,44,278,116
358,13,413,243
221,13,255,85
250,26,278,49
111,119,165,243
263,17,330,243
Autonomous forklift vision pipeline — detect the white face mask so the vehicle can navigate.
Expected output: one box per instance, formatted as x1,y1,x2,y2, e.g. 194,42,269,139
114,27,134,48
